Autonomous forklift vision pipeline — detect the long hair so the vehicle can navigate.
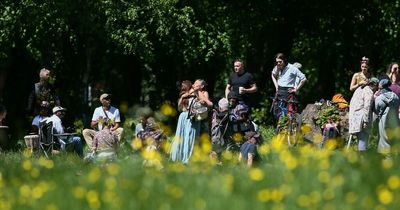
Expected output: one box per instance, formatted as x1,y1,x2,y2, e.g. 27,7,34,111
386,62,398,74
179,80,192,109
275,53,287,65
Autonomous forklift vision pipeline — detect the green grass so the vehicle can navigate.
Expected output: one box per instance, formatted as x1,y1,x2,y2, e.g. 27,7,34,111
1,129,400,210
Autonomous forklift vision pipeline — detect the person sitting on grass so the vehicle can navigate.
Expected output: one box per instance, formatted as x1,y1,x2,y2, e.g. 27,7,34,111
137,117,167,152
238,131,261,167
90,121,119,161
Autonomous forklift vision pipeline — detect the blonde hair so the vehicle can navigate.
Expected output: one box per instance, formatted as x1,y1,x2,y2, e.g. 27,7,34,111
39,68,50,79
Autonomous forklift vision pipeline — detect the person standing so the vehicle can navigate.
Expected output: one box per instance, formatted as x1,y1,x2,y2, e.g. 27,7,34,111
385,63,400,98
82,93,123,150
348,77,379,151
271,53,307,100
271,53,306,122
225,59,257,108
170,79,212,164
27,68,60,116
375,79,400,156
349,57,371,92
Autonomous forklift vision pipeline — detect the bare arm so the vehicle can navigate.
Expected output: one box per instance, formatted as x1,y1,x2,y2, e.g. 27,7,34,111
242,84,257,94
111,122,120,132
247,153,254,167
350,73,367,92
225,84,231,99
271,74,278,91
296,78,306,92
199,91,213,107
90,120,99,129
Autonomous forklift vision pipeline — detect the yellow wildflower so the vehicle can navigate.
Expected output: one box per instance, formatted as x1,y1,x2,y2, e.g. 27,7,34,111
248,168,264,182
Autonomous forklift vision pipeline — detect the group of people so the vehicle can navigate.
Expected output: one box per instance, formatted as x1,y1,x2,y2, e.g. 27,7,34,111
26,68,123,160
348,57,400,156
22,53,306,166
36,52,400,166
166,54,307,166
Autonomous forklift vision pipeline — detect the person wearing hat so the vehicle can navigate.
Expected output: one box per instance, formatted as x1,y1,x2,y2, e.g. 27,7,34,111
348,77,379,151
375,78,400,155
238,131,261,167
83,93,123,150
45,106,83,157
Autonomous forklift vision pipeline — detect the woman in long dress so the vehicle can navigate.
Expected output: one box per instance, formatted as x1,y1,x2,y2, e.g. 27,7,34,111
170,79,212,163
349,56,371,92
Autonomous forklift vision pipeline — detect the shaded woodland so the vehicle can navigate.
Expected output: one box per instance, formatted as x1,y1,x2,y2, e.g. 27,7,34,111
1,0,399,140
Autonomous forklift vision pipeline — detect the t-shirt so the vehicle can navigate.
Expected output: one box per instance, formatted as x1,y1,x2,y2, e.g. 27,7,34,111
240,141,258,161
46,115,64,134
32,115,46,128
389,84,400,99
228,72,255,102
92,106,121,130
272,63,306,88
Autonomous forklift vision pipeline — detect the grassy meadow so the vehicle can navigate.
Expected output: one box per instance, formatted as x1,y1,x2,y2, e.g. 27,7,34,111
1,127,400,210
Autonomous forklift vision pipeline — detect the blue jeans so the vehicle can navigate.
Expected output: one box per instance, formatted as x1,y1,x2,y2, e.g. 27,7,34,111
356,130,369,151
62,136,83,157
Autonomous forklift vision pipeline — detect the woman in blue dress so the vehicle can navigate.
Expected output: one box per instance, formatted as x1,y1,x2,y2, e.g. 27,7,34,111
170,79,213,163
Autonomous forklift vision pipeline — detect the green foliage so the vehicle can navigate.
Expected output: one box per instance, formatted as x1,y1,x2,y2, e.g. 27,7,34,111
315,105,340,128
73,119,84,135
2,145,400,209
251,98,272,125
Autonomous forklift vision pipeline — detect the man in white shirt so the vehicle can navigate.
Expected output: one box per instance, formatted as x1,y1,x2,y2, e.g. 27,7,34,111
271,53,307,121
83,93,124,149
46,106,83,157
271,53,307,94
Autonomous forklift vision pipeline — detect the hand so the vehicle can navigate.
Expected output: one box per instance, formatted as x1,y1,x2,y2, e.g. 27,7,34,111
288,88,297,93
363,122,368,129
239,87,244,94
359,80,367,86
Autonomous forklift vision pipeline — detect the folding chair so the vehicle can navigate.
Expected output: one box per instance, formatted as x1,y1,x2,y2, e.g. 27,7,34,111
39,121,71,158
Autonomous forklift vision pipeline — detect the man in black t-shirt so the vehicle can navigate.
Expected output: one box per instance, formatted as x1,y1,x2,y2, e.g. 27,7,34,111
225,59,257,107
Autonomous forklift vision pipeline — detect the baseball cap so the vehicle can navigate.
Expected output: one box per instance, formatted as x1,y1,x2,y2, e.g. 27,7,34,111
379,79,391,89
100,93,112,101
368,77,379,85
52,106,67,114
